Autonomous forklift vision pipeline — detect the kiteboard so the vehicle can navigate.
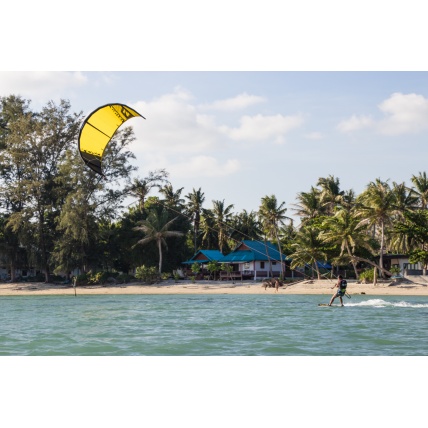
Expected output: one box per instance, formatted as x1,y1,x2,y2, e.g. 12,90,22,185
318,304,344,307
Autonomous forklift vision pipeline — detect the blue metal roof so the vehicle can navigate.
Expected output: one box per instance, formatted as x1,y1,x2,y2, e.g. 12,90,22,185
220,240,289,263
182,249,224,264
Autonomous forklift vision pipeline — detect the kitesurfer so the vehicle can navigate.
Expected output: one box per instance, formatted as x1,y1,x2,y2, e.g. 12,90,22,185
328,275,347,306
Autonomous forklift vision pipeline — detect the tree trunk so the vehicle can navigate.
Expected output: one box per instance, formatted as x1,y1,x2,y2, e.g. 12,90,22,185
373,266,377,286
10,259,16,282
352,255,393,277
345,242,359,280
264,238,273,277
314,261,321,279
274,227,285,279
379,221,385,279
158,238,163,274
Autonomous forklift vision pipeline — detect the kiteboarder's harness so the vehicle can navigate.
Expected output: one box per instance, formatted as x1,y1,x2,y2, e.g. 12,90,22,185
336,279,348,297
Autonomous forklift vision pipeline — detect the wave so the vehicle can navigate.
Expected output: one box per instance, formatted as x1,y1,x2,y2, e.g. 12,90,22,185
346,299,428,308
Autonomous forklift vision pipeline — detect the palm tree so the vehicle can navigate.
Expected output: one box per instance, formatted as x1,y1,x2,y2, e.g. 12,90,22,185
126,169,169,211
134,208,184,274
319,207,374,279
391,209,428,274
230,209,263,242
410,172,428,209
200,208,218,250
288,225,327,280
185,188,205,253
356,179,396,278
392,181,418,217
259,195,290,278
317,175,344,215
292,187,323,225
159,184,185,209
211,199,234,253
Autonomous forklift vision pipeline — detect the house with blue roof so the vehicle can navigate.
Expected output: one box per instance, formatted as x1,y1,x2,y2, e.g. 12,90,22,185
181,249,224,279
219,240,299,280
182,249,224,265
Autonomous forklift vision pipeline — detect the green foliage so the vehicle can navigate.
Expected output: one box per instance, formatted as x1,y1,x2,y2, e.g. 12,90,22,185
409,249,428,268
87,271,110,285
135,265,158,283
161,272,171,280
220,262,233,273
359,268,375,282
206,261,220,279
389,266,401,275
191,262,200,275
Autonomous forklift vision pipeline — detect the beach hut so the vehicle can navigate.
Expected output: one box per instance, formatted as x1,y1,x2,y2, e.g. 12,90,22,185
219,240,293,280
181,250,224,278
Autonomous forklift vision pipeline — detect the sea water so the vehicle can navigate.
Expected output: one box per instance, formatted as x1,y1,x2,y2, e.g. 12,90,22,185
1,294,427,356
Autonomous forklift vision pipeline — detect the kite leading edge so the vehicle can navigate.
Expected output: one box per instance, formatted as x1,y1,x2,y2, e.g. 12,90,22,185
78,103,145,177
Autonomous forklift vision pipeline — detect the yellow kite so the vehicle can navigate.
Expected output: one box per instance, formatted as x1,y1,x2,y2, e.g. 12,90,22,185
78,103,145,176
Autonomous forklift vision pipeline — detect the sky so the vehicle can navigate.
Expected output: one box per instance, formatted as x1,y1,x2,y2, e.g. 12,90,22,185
2,70,428,222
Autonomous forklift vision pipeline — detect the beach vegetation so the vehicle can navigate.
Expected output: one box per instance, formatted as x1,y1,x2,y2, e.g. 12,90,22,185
135,265,158,283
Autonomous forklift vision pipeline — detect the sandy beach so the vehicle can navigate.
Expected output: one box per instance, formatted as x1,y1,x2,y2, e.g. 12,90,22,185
1,277,428,296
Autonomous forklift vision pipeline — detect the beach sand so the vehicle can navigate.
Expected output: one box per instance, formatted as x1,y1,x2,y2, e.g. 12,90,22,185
1,277,428,296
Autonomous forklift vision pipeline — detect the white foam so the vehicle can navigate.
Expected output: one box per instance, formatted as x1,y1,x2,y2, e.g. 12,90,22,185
346,299,428,308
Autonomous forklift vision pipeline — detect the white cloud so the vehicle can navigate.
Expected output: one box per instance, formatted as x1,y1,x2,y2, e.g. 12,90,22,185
222,113,304,143
377,92,428,135
200,92,266,111
336,93,428,136
131,88,223,155
336,114,374,133
168,156,241,178
0,71,87,103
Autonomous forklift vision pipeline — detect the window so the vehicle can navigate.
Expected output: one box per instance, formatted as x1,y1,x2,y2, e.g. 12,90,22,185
260,262,265,269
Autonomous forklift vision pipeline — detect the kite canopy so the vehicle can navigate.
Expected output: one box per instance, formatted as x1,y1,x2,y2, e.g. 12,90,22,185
78,103,145,176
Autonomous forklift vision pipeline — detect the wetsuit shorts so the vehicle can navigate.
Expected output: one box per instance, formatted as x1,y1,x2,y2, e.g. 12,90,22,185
335,289,346,297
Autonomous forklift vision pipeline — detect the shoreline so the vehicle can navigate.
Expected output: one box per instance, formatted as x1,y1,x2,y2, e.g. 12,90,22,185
1,278,428,296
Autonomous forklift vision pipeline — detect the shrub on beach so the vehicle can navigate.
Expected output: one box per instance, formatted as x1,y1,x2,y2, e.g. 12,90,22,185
135,265,159,284
359,268,374,283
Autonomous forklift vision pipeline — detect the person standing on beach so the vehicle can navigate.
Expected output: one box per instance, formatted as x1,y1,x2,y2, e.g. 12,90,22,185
328,275,347,306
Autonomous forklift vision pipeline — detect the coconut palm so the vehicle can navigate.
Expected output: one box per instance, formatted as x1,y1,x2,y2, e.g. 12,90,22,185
355,179,396,278
292,187,323,225
392,181,418,216
185,188,205,253
319,207,373,279
317,175,344,215
126,169,169,211
211,199,234,253
230,209,263,242
410,172,428,209
259,195,291,278
391,209,428,271
134,208,184,274
200,208,218,250
288,225,327,280
159,184,185,209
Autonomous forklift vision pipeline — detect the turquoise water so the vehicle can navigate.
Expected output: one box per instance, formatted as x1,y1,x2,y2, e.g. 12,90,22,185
1,294,428,356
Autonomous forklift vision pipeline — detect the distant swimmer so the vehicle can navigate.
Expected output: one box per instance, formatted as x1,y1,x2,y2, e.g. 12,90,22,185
328,275,347,306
